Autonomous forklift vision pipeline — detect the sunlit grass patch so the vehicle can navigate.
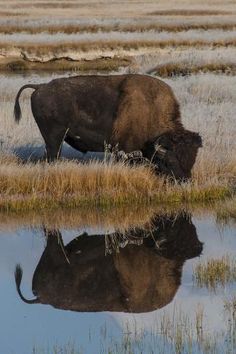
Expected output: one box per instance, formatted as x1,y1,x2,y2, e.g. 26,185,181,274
0,155,233,211
193,255,236,291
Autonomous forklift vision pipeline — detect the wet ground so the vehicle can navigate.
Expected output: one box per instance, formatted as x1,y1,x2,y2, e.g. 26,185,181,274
0,209,236,354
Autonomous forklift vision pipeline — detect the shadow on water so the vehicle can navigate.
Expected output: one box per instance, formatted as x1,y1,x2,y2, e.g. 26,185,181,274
14,213,203,313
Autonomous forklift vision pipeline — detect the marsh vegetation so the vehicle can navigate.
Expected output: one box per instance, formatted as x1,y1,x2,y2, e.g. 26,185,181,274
193,255,236,291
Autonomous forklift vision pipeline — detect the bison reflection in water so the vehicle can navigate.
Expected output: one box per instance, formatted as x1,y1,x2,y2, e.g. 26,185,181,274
15,214,203,313
14,74,202,180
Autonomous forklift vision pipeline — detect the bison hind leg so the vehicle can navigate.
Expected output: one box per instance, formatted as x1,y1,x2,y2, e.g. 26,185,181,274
43,127,69,163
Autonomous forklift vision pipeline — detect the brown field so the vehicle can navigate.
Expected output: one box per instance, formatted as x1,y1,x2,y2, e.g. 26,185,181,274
3,39,236,55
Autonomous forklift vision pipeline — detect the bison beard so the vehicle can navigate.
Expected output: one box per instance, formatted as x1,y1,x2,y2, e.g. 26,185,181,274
14,74,202,180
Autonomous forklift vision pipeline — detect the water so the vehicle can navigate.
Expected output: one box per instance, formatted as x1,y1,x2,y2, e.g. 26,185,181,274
0,209,236,354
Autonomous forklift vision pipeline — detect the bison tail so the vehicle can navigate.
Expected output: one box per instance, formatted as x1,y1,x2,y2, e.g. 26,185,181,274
14,264,39,304
14,84,40,123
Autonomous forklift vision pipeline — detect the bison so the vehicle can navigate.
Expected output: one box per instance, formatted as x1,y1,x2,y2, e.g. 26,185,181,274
14,213,203,313
14,74,202,180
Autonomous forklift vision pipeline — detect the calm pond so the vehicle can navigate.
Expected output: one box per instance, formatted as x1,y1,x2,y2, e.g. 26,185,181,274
0,209,236,354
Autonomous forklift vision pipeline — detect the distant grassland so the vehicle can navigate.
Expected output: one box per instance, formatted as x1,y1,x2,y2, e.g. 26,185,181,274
151,62,236,77
4,39,236,56
1,22,236,34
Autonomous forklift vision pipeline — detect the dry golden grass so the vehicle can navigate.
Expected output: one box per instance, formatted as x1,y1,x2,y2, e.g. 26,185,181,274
10,2,100,9
148,9,232,16
193,255,236,291
1,22,236,34
0,11,25,16
0,154,233,211
151,62,236,77
1,0,235,18
0,56,132,72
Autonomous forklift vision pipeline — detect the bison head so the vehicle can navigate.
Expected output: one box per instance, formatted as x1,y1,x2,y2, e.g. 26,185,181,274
143,129,202,180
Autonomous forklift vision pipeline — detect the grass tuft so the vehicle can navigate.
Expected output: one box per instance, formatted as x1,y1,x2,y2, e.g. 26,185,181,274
193,255,236,291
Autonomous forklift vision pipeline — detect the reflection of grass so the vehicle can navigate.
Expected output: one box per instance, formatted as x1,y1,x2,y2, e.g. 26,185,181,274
224,297,236,352
0,201,169,231
217,198,236,223
32,302,236,354
193,255,236,291
0,155,233,211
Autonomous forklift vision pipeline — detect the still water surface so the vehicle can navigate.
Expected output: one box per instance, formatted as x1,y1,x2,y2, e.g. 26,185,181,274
0,211,236,354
